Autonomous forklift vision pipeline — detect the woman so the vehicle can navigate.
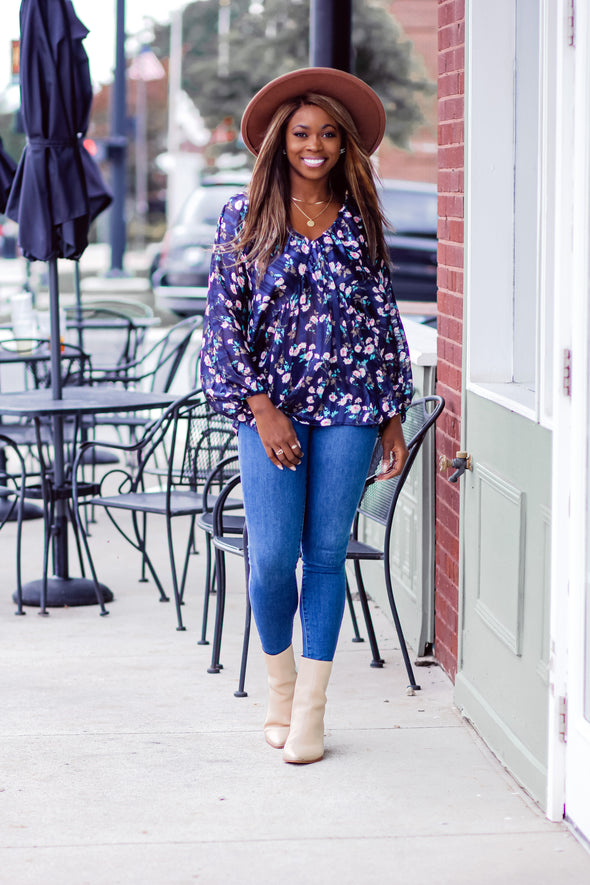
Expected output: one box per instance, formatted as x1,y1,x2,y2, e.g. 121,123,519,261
201,68,413,764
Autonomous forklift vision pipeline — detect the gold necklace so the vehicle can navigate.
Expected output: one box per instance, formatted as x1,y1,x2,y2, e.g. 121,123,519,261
292,196,329,205
291,193,332,228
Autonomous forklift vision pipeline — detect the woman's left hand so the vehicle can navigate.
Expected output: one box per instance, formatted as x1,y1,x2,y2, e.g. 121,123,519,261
377,415,409,481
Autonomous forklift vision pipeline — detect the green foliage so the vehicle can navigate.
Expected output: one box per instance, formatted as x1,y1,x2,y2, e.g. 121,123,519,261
0,114,26,163
152,0,434,150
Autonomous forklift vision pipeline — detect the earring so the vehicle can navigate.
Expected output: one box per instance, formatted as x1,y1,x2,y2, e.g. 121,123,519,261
340,148,346,155
282,149,286,155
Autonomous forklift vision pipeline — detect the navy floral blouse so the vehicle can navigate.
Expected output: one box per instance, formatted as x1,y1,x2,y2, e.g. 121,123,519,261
201,193,413,429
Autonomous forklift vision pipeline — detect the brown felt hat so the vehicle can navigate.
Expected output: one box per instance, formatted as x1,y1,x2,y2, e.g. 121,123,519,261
241,67,386,156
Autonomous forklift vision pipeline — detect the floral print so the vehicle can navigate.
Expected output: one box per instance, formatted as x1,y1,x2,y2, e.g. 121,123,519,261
201,193,413,429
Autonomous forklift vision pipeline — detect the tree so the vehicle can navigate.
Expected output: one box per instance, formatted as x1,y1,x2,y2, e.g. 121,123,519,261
152,0,433,150
0,113,26,164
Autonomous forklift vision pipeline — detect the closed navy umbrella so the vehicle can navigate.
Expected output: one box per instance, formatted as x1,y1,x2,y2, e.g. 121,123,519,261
5,0,112,609
6,0,111,264
0,137,17,214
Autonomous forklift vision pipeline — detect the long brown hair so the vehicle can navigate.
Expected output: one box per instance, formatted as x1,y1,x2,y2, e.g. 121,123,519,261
227,93,389,275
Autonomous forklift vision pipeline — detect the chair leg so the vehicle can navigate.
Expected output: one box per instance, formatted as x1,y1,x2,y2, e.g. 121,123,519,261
345,575,364,643
70,499,109,614
384,567,420,691
178,514,197,603
131,511,169,602
197,533,213,646
67,498,87,578
39,495,53,616
14,488,25,616
166,514,186,632
234,536,251,698
353,561,385,668
207,547,226,673
234,593,251,697
139,512,149,582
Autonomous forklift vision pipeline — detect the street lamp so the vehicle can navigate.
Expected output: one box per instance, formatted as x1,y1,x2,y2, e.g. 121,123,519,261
129,26,165,249
108,0,127,276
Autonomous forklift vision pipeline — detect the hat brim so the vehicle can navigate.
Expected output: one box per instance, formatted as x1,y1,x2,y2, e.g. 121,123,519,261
241,67,386,156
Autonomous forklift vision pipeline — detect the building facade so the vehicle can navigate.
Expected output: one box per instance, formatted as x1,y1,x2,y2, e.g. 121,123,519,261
435,0,590,841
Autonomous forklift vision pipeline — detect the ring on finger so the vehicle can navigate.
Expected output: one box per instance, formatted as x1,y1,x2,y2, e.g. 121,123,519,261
275,448,284,456
290,443,299,451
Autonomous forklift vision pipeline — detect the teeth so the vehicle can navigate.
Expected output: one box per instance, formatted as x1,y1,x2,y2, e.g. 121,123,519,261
303,158,325,167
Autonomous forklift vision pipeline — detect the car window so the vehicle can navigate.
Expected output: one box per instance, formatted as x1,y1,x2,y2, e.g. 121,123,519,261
380,187,437,236
179,186,246,227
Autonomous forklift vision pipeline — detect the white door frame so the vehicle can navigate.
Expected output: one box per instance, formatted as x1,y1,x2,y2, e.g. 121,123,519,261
546,0,590,836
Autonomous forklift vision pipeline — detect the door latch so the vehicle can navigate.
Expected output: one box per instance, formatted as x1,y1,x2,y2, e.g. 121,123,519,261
439,451,472,483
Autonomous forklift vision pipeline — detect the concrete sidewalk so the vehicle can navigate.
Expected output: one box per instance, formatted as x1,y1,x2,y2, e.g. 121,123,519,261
1,507,589,885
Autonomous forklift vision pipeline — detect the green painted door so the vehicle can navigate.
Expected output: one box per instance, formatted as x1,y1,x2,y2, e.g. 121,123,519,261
458,0,553,806
455,394,551,804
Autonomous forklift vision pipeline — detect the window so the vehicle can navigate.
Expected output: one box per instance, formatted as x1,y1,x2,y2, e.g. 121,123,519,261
466,0,551,423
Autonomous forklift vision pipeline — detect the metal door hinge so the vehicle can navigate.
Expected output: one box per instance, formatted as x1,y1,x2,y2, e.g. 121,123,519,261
558,695,568,743
563,349,572,397
568,0,576,47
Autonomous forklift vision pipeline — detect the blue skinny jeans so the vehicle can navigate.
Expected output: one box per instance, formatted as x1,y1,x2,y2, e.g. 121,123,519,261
238,421,378,661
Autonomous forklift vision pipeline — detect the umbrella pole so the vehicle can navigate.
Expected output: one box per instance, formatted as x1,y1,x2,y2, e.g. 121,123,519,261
74,261,84,352
47,257,68,579
48,259,63,402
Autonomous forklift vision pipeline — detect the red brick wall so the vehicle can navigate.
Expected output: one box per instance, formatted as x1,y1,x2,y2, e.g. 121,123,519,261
435,0,464,679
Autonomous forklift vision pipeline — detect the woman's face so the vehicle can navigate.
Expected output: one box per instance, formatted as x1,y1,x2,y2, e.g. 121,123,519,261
284,104,342,188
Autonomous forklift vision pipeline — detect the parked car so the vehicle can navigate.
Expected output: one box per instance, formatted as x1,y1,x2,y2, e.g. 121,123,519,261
153,175,437,319
379,179,438,304
152,172,251,318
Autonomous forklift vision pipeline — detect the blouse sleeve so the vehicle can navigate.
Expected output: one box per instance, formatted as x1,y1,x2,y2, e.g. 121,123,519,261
375,256,414,421
200,197,266,420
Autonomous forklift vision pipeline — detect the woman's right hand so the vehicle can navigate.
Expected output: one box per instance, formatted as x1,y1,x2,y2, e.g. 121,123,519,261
246,394,303,471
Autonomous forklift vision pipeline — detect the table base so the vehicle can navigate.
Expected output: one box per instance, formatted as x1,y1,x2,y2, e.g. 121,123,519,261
13,577,114,608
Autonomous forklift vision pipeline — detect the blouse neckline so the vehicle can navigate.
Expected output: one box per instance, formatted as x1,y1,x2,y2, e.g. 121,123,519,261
288,200,347,244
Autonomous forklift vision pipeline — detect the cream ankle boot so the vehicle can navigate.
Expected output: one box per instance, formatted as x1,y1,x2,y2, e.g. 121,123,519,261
263,645,297,749
283,657,333,764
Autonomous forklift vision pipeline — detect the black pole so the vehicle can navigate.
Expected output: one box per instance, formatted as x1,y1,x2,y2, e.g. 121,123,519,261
309,0,352,71
109,0,127,274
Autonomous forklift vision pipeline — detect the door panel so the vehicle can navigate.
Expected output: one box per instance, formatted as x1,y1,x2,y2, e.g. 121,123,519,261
455,392,551,803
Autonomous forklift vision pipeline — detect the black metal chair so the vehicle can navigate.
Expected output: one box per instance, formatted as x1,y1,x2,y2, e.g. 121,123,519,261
89,316,200,393
63,305,148,370
81,316,202,517
85,317,202,469
207,394,445,696
345,394,445,691
207,471,251,696
195,453,243,650
72,389,237,631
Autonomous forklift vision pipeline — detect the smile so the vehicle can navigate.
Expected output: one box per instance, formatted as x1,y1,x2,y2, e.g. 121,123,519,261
302,158,326,167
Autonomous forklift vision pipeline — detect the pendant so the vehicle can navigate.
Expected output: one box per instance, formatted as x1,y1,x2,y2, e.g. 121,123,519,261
307,219,315,228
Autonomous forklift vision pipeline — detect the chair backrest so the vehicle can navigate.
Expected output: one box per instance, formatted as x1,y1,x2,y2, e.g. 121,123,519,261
143,318,201,394
88,318,201,394
74,299,154,320
355,395,445,530
141,390,237,491
5,339,92,390
64,306,143,369
201,453,241,515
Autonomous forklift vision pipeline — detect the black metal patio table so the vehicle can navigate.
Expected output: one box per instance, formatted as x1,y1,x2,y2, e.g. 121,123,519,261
0,387,177,612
